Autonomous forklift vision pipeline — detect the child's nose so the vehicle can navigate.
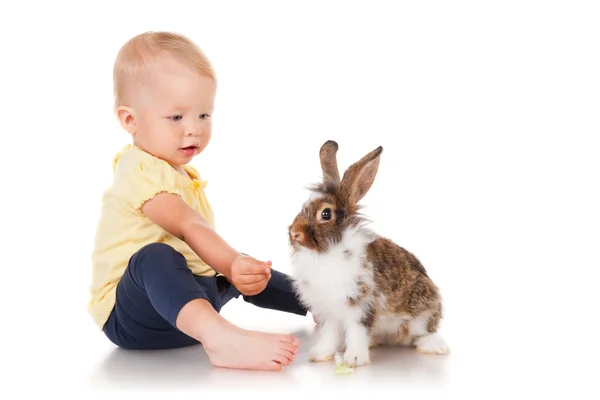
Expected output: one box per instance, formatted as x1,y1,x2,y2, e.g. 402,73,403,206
186,123,201,136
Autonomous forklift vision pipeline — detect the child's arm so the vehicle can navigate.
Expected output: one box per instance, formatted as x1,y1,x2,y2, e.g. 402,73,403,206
141,192,271,295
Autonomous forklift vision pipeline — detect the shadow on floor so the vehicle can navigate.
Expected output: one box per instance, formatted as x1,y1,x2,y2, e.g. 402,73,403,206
89,327,451,391
89,329,313,391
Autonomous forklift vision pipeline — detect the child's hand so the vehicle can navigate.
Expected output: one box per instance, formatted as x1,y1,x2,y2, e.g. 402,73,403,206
230,255,272,296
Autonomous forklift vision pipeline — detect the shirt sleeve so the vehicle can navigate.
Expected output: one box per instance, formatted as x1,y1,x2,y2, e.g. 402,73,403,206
112,148,185,213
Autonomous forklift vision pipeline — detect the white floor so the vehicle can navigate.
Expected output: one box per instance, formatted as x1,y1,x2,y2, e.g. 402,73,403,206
87,304,454,393
9,283,597,399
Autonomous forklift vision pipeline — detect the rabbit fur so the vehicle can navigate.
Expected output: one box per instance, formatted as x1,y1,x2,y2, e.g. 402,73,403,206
288,140,449,367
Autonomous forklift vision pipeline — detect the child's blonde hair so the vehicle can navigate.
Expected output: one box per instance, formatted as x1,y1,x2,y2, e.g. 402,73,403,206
113,31,216,111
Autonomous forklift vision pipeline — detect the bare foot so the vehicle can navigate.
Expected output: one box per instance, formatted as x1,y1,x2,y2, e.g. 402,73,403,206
177,298,300,371
202,320,300,371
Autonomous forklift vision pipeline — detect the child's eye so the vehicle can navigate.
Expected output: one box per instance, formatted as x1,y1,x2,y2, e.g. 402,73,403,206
200,114,211,120
170,115,183,121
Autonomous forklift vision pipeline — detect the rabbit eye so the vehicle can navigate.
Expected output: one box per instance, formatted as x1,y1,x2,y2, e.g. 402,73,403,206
321,208,332,220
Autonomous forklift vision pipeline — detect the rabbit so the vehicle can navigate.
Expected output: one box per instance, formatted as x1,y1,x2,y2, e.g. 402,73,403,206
288,140,449,367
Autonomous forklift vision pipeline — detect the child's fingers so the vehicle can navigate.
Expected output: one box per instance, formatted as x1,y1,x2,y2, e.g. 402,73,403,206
238,265,269,275
237,271,271,285
252,258,272,269
239,276,267,287
240,260,272,275
240,279,270,296
247,256,271,267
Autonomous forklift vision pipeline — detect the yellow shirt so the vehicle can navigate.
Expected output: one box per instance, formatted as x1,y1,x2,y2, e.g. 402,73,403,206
88,144,217,330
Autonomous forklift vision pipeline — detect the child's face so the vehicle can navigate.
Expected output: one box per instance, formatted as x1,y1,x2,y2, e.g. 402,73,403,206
118,58,216,169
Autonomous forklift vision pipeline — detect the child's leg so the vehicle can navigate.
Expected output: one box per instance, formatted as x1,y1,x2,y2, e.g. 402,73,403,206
103,243,299,371
240,269,309,316
103,243,215,350
211,251,308,316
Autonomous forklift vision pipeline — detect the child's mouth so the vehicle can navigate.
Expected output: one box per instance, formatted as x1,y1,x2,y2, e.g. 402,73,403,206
179,146,198,156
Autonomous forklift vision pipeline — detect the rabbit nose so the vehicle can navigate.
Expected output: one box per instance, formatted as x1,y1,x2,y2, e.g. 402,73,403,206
291,230,304,242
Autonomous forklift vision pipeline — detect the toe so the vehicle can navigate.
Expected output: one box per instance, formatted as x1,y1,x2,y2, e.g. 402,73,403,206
281,341,298,354
277,348,295,362
267,361,283,371
274,353,292,366
281,334,300,347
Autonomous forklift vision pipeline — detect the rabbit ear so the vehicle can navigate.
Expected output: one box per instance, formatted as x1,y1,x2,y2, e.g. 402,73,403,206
341,146,383,205
319,140,341,185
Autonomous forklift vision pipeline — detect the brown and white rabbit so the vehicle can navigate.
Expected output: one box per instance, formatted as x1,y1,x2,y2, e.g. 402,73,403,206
288,140,449,367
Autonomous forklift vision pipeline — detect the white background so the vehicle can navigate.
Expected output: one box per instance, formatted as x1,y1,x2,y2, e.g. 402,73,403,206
1,0,599,398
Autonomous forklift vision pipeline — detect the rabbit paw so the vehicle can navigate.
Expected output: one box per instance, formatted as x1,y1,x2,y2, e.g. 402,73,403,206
308,321,341,362
342,346,371,367
414,332,450,355
308,346,336,362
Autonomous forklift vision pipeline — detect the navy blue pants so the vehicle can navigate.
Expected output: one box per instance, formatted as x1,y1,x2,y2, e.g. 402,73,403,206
103,242,307,350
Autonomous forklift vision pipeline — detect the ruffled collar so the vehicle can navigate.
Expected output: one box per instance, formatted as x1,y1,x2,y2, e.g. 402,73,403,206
113,144,208,190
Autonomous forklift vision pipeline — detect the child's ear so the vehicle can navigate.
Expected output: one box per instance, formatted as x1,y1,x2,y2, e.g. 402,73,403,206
116,106,137,136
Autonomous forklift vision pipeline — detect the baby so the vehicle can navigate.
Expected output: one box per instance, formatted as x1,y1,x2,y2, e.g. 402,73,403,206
88,31,312,371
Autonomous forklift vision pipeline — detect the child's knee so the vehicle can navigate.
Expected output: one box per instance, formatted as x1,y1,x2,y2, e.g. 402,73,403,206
132,242,186,270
